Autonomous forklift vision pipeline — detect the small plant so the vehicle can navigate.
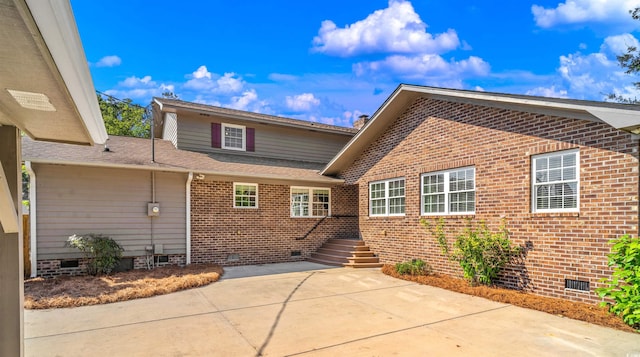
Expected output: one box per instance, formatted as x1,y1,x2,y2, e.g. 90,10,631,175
596,234,640,330
67,233,124,275
423,218,521,286
395,259,433,276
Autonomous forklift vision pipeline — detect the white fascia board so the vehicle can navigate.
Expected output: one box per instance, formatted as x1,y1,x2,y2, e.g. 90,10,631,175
26,0,108,145
0,162,19,233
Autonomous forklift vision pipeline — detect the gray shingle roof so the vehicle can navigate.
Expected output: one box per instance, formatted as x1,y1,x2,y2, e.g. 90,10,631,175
23,135,343,185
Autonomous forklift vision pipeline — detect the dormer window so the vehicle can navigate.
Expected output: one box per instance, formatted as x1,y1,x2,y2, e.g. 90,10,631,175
222,123,245,151
211,122,255,152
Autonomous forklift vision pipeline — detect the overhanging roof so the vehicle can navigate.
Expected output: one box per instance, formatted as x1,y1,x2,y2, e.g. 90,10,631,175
0,0,107,145
23,136,344,186
322,84,640,176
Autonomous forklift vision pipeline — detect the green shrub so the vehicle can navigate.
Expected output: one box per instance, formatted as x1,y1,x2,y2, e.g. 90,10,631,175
423,218,521,286
67,233,124,275
395,259,433,276
596,234,640,330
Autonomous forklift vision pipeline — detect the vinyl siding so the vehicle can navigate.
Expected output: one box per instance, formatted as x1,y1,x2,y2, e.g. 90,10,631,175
34,164,187,260
176,113,351,163
162,112,178,147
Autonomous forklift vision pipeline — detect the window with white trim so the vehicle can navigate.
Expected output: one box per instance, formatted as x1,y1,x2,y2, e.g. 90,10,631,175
369,178,405,216
222,123,246,151
234,183,258,208
421,167,475,215
291,187,330,217
532,150,578,212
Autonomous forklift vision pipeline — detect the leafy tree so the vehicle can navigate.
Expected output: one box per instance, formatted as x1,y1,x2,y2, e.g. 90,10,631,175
609,8,640,104
97,94,150,138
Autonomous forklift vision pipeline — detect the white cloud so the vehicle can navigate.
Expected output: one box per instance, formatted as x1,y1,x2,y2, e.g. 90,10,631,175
122,75,154,87
525,86,569,98
354,54,490,80
103,75,173,100
193,65,212,79
95,55,122,67
554,33,640,99
312,0,459,56
228,89,258,111
601,33,640,56
285,93,321,112
532,0,640,28
184,66,244,93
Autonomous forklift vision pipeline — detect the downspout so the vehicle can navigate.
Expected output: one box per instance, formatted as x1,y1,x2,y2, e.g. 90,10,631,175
186,172,193,265
24,161,36,277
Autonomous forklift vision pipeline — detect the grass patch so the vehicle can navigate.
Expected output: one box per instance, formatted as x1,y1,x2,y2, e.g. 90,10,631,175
25,263,223,309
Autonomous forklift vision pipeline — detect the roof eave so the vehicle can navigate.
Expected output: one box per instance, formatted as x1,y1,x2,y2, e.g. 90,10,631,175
26,0,108,144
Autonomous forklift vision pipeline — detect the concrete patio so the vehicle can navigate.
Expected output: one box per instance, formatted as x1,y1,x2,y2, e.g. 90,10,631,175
24,262,640,356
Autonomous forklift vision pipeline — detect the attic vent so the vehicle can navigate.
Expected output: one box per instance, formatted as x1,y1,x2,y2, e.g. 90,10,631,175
565,279,589,292
7,89,56,112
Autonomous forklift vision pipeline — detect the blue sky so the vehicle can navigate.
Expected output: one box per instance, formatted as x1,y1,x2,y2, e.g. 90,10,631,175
71,0,640,127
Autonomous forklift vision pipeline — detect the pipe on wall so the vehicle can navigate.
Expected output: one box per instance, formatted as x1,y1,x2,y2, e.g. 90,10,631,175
186,172,193,265
24,161,37,277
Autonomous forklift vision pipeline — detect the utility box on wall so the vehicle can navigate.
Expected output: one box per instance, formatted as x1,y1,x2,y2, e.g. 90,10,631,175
147,202,160,217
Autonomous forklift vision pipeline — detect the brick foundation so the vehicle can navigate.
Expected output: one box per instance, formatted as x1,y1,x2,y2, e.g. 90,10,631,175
36,254,186,278
340,97,640,304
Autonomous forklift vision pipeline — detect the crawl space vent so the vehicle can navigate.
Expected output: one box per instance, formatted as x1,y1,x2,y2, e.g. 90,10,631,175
565,279,589,292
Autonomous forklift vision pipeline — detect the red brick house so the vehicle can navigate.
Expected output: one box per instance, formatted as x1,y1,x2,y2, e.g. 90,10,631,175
24,85,640,303
323,84,640,303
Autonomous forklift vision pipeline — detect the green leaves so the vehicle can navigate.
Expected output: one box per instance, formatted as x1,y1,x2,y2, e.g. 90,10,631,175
424,218,521,286
97,94,150,138
67,233,124,275
596,234,640,330
395,259,433,276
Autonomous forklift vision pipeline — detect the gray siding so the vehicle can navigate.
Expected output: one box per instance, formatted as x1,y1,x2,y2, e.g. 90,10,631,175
34,164,187,260
162,112,178,147
176,113,351,163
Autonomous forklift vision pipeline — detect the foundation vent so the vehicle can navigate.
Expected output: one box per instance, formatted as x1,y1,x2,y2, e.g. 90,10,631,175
565,279,589,292
291,250,302,257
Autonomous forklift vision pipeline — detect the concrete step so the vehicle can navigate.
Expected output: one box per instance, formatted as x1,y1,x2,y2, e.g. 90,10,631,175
316,247,353,256
326,239,364,247
307,257,344,266
351,251,375,257
342,262,384,268
310,252,349,263
347,256,380,263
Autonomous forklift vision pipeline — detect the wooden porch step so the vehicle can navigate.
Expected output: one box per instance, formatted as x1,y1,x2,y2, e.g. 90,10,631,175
308,238,381,269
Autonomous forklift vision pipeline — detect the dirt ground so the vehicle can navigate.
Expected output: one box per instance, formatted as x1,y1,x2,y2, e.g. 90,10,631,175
24,263,223,309
381,264,636,333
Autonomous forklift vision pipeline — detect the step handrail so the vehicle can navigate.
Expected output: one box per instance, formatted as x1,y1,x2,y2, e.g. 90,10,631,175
296,215,358,241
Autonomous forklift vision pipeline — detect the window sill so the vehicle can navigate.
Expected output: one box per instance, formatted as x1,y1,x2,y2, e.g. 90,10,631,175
529,212,580,218
420,214,475,219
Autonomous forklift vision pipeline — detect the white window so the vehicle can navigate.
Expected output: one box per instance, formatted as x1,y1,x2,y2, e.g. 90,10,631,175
234,183,258,208
421,167,475,215
369,178,405,216
532,150,579,212
222,123,246,151
291,187,330,217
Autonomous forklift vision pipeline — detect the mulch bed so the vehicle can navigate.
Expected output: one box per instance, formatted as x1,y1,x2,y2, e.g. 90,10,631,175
381,264,636,333
24,263,223,309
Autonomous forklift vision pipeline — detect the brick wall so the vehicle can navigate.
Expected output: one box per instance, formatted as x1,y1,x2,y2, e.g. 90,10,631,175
340,97,639,303
190,181,359,266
